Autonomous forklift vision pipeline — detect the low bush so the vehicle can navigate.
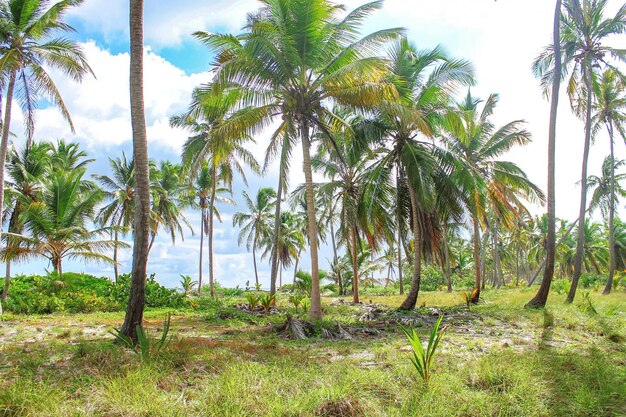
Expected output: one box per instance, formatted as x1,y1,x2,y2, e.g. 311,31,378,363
2,272,183,314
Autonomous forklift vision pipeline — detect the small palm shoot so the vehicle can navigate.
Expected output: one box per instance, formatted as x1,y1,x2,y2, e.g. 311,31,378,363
460,292,472,311
246,293,260,311
111,313,172,361
259,293,276,314
402,315,446,385
179,275,198,297
289,293,306,313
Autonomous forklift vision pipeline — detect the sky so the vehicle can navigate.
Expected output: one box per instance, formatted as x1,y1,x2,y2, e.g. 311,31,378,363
8,0,626,289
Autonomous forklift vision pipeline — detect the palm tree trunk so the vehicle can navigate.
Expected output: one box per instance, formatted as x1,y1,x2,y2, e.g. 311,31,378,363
269,143,287,296
567,63,593,304
252,234,259,288
198,209,205,290
329,208,342,295
208,165,217,297
293,248,301,281
121,0,150,343
396,167,404,295
399,186,422,310
2,262,10,301
351,227,360,303
301,122,322,319
493,217,501,289
471,216,482,303
114,216,123,282
527,0,562,308
604,121,616,294
443,232,452,292
0,71,16,291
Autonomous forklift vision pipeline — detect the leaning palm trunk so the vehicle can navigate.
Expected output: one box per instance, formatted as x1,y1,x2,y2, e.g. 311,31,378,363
0,74,16,292
399,187,423,310
604,121,617,294
301,123,322,319
269,142,287,296
527,0,562,308
397,214,404,295
567,64,594,304
121,0,150,343
252,234,259,288
329,213,343,295
208,166,217,297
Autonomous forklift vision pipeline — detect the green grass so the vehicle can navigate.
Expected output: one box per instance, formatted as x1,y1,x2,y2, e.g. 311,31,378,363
1,288,624,416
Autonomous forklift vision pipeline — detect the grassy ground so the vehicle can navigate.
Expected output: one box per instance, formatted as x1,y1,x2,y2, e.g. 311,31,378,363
0,287,624,416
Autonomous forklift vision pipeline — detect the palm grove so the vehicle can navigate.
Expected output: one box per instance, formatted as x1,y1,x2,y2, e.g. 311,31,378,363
0,0,625,334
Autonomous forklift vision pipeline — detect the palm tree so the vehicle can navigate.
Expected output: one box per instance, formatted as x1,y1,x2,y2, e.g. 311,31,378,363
0,0,93,264
148,161,194,253
121,0,151,342
369,38,474,310
172,84,260,297
535,0,626,303
261,210,306,290
1,142,49,300
48,139,94,171
94,153,135,282
590,69,626,294
192,161,233,291
198,0,400,319
313,113,393,303
442,91,544,302
1,169,124,276
527,0,563,308
233,187,277,288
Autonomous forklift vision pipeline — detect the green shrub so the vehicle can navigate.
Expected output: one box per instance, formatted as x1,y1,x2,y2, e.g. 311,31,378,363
551,278,571,295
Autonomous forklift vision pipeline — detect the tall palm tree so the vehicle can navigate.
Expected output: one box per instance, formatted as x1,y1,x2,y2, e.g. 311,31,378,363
527,0,563,308
121,0,151,342
1,169,124,276
94,153,135,282
369,38,474,310
313,113,393,303
1,142,49,300
148,161,194,253
192,161,233,290
172,84,260,297
48,139,94,171
261,210,306,290
233,187,276,288
0,0,93,264
535,0,626,303
198,0,400,319
590,69,626,294
442,91,544,302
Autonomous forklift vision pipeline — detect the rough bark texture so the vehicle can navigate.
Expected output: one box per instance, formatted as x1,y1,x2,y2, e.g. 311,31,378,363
399,186,422,310
604,121,616,294
397,216,404,295
121,0,150,342
527,0,561,308
301,124,322,319
567,63,593,304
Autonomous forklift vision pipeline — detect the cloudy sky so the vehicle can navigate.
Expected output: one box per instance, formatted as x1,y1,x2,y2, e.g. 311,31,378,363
9,0,626,288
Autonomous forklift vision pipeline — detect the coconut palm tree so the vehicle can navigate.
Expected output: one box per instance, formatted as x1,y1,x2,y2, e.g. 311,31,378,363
1,142,49,300
48,139,94,171
441,91,544,302
368,38,474,310
172,84,260,297
0,0,93,262
198,0,401,319
121,0,151,342
233,187,277,288
527,0,563,308
534,0,626,303
148,161,194,253
193,161,233,291
1,169,124,276
94,153,136,282
261,210,306,290
590,69,626,294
